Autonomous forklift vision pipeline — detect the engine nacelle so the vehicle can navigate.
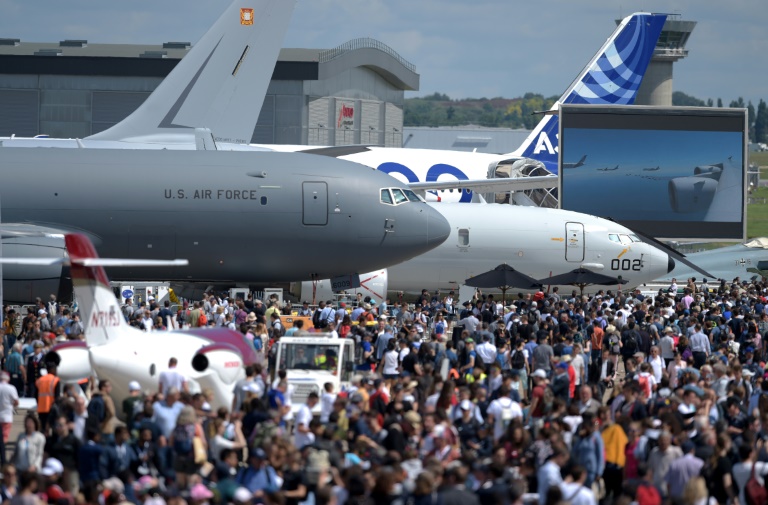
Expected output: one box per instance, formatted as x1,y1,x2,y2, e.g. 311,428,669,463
2,235,70,303
46,341,91,382
296,269,388,305
668,176,719,214
191,343,243,385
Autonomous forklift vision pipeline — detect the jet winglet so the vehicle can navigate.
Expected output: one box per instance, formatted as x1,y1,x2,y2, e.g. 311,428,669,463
87,0,297,145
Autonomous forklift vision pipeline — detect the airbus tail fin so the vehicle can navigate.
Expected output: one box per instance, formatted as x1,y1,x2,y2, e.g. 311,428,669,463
87,0,297,145
513,13,667,173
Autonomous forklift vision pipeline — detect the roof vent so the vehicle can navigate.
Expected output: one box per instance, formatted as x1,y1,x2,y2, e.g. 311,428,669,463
59,39,87,48
34,48,62,56
0,38,20,46
139,50,168,59
163,41,191,49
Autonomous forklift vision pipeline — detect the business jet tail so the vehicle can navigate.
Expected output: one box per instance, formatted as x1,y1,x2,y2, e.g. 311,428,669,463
87,0,297,145
513,13,667,172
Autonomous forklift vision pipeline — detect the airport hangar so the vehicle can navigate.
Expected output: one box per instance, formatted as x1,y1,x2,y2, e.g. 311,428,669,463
0,37,418,147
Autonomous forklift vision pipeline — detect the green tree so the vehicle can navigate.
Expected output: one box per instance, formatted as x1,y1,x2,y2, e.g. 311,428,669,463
729,97,745,108
672,91,706,106
748,101,756,142
707,98,714,107
755,99,768,143
717,98,723,107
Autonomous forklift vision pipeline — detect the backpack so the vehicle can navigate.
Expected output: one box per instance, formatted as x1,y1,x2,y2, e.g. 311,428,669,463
542,386,555,414
198,312,208,326
511,350,526,370
87,394,106,426
312,309,322,329
609,334,621,355
635,482,661,505
499,398,516,429
746,461,768,505
624,331,639,354
637,374,651,399
172,424,194,456
573,332,584,345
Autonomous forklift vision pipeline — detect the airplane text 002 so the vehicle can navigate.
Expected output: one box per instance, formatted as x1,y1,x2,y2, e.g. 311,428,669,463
164,189,260,200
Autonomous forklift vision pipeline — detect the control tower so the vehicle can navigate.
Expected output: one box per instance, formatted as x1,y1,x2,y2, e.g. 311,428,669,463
625,15,696,106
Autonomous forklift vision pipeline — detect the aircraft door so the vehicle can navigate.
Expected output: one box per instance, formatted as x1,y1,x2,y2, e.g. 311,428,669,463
302,182,328,225
565,222,584,262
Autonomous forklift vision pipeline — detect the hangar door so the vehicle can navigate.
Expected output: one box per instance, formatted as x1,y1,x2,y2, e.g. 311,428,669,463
565,222,584,262
303,182,328,225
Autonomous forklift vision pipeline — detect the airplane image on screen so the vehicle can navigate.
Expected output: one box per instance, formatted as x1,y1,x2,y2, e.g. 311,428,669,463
643,166,660,171
597,165,620,172
660,237,768,283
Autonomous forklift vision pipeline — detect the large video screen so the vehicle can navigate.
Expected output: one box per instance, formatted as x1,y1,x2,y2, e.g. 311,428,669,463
559,105,747,240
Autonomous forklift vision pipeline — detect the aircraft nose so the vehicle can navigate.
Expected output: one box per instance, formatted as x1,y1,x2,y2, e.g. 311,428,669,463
426,205,451,248
667,255,676,273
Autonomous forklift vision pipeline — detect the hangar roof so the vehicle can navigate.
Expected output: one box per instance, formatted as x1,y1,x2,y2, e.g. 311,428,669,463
0,37,419,90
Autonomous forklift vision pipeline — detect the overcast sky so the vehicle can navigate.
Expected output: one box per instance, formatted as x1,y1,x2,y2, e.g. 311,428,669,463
1,0,764,105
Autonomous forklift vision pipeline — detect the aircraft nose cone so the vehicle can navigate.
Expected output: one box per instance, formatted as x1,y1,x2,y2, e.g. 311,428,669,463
426,205,451,248
667,256,676,273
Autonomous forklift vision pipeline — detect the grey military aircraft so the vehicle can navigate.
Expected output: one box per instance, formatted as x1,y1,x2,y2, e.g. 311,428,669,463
0,148,450,302
661,237,768,283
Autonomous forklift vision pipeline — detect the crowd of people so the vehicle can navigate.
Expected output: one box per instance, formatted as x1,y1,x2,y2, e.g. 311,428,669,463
1,277,768,505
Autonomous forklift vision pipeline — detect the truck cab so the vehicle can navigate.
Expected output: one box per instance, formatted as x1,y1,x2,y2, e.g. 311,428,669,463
274,334,356,413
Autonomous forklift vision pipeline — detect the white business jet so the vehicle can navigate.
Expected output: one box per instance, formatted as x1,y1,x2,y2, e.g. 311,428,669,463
0,234,256,410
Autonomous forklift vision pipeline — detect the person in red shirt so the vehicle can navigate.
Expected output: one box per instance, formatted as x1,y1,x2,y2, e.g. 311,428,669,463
562,355,576,400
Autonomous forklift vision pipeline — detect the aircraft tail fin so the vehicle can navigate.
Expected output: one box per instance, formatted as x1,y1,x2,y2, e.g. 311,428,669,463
513,13,667,172
65,234,129,347
87,0,297,145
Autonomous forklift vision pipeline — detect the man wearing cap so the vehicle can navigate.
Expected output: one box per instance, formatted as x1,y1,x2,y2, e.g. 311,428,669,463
0,371,18,444
122,381,144,430
25,340,46,398
236,448,281,496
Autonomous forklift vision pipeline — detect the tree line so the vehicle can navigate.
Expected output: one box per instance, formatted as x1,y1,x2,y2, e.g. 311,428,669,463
404,91,768,143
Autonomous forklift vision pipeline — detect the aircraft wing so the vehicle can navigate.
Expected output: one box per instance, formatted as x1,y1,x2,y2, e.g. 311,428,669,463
407,176,557,193
0,257,188,267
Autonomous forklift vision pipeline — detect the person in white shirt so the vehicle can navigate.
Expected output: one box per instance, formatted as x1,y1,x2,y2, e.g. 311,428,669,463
294,393,318,449
475,335,498,365
571,344,585,387
319,383,336,423
327,320,339,339
0,372,19,443
158,357,189,394
459,313,480,334
648,346,664,382
559,465,597,505
538,448,567,505
485,385,523,440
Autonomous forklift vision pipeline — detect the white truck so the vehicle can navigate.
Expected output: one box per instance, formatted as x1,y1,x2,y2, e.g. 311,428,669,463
273,334,357,413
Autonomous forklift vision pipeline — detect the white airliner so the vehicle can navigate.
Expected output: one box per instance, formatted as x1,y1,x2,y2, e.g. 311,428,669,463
297,201,677,303
0,234,254,410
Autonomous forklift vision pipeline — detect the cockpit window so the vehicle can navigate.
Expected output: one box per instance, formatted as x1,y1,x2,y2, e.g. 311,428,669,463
391,188,408,205
380,189,393,205
629,235,641,243
403,189,422,202
619,234,632,245
608,234,621,244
